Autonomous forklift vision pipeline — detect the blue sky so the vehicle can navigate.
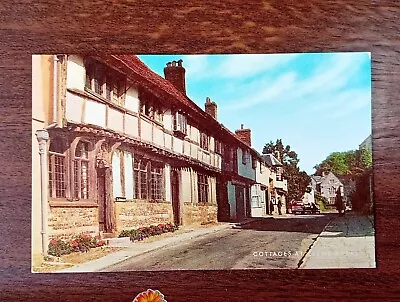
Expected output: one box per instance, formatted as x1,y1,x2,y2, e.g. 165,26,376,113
139,53,371,175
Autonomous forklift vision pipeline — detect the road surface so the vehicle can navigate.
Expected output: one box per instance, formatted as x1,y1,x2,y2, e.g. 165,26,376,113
102,214,334,271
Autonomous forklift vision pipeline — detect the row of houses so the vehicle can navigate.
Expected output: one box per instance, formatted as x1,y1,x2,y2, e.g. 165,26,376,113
32,55,287,264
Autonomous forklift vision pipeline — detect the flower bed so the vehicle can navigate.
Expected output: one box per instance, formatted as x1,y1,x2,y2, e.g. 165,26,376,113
119,223,179,242
48,234,106,257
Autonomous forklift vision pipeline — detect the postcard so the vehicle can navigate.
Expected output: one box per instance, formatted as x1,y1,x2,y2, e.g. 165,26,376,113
31,52,374,272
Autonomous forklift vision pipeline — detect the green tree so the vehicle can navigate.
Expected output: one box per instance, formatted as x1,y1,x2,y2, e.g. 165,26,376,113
263,139,310,201
314,149,372,177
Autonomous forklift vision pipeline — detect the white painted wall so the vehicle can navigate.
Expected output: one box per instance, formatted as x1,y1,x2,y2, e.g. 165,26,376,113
173,137,183,154
84,100,106,128
112,152,122,198
181,169,191,202
256,161,270,187
163,109,173,131
165,133,172,150
66,55,85,90
32,55,46,122
124,114,139,137
164,164,171,202
65,92,83,123
125,86,139,113
108,107,124,133
140,118,152,143
153,126,164,146
124,152,134,199
184,140,191,156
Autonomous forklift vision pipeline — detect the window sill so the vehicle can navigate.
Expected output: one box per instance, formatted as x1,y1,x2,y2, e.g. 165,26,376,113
49,200,98,208
140,114,164,128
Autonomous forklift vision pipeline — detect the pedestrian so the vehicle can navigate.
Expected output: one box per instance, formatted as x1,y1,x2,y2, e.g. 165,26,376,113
277,197,282,215
270,198,275,215
335,186,344,215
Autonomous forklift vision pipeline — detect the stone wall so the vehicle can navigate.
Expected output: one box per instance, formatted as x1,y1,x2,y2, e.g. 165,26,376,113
115,200,174,231
182,202,218,225
48,205,99,239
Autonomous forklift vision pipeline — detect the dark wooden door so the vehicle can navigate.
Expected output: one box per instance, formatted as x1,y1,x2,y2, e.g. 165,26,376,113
236,185,245,221
97,168,107,232
171,170,180,225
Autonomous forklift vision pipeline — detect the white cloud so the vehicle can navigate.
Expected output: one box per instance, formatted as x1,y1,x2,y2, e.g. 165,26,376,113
181,55,210,79
218,52,369,111
217,54,299,79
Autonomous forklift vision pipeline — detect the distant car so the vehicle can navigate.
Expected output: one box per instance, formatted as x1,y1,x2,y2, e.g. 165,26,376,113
292,202,320,215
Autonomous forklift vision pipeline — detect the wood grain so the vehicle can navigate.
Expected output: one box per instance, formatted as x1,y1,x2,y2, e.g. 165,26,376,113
1,1,400,300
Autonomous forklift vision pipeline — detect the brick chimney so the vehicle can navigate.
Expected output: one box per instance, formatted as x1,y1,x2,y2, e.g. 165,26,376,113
235,124,251,146
164,59,186,94
205,97,217,119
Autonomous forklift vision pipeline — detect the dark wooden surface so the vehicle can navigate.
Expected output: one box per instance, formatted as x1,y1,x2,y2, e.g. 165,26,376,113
1,1,400,301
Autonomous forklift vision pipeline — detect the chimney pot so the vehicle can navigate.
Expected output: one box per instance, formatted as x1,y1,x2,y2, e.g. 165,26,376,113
164,59,186,94
235,124,251,146
205,97,217,119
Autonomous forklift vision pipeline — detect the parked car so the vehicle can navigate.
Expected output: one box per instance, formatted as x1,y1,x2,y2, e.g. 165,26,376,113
292,202,320,215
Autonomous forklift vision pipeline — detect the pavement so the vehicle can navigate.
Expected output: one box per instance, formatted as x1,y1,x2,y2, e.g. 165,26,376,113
299,212,375,269
59,223,233,273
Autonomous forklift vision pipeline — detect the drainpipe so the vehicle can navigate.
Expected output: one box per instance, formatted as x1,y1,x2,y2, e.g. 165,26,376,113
53,55,62,127
36,129,49,257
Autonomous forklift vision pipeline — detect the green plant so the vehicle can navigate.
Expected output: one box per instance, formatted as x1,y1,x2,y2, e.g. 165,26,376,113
119,222,179,242
48,234,106,256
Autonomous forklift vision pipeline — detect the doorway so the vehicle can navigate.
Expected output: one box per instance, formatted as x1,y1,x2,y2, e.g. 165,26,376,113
171,170,181,225
97,167,113,233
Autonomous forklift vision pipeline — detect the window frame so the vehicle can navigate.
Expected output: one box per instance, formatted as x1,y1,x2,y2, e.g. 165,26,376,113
84,58,126,107
134,156,164,202
48,137,67,199
197,173,209,203
200,132,209,150
72,140,90,200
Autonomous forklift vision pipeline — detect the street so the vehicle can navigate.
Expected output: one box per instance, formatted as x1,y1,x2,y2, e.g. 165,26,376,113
101,214,334,271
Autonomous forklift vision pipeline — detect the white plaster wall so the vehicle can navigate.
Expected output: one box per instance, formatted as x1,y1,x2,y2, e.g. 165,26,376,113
173,137,183,154
209,177,217,205
153,126,164,147
209,137,215,152
256,161,270,186
65,92,83,123
181,169,191,202
124,86,139,113
190,126,199,143
184,140,191,156
190,143,197,158
124,114,139,138
165,133,172,150
32,55,45,122
164,110,173,131
192,170,198,203
140,118,152,142
108,108,124,133
124,152,134,200
164,164,171,202
66,55,85,90
84,100,106,128
112,152,122,198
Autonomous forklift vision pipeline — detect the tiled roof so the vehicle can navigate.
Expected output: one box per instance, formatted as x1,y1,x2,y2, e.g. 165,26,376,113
111,55,203,115
262,154,283,166
105,55,263,160
311,175,322,183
